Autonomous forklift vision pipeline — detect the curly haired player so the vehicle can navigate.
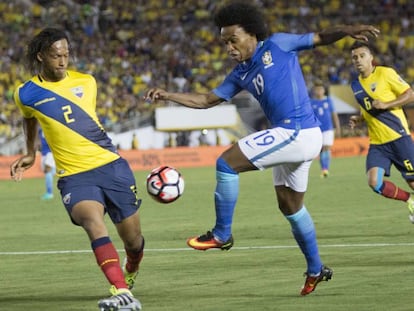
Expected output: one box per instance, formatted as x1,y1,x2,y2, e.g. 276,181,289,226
145,2,379,296
11,28,144,310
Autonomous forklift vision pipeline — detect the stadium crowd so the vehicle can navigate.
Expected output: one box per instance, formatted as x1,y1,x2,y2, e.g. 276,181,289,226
1,0,414,144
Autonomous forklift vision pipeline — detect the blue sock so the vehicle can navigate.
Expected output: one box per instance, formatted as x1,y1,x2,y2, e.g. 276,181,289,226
212,157,239,242
45,171,54,194
286,206,322,275
320,150,330,171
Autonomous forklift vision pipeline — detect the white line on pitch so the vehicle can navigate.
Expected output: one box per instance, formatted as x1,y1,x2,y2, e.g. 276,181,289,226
1,242,414,255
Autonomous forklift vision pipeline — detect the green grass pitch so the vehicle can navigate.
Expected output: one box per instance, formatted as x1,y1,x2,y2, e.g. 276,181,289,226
0,156,413,311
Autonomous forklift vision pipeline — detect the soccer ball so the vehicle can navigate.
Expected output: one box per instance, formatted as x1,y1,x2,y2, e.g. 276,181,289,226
146,166,185,203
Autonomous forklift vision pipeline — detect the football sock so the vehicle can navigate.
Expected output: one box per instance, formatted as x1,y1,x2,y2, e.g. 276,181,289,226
286,206,322,275
45,171,53,194
320,150,330,171
92,236,127,289
125,236,145,273
379,180,410,201
212,157,239,242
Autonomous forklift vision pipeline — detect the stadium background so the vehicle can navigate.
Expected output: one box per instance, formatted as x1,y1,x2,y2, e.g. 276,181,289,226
1,0,414,156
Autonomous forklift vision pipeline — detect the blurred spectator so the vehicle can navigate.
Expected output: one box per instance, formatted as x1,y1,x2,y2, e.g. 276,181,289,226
1,0,414,146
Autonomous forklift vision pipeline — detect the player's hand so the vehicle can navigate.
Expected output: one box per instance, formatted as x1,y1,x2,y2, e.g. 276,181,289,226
372,99,387,110
10,154,36,181
348,115,361,129
347,25,380,41
144,88,169,103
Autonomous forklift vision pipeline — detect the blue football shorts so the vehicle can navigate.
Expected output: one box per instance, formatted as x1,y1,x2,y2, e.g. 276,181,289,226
57,157,141,225
366,135,414,181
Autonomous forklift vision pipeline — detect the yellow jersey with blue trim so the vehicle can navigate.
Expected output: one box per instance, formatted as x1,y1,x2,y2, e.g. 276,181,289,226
14,70,120,177
350,66,411,145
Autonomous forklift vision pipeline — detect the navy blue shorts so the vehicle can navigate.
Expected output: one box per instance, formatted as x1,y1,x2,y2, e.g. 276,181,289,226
57,158,141,225
366,135,414,181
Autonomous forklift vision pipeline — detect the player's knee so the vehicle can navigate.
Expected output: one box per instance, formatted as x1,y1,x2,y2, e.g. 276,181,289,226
216,157,237,174
407,180,414,191
124,234,144,252
368,168,384,193
368,179,383,193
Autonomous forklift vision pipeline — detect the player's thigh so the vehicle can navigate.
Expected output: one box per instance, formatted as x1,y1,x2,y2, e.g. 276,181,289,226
238,127,322,170
102,158,141,223
71,200,108,240
58,173,106,219
366,145,392,177
221,143,256,172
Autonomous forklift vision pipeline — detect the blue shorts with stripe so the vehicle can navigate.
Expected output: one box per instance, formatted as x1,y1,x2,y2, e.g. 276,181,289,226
366,135,414,181
57,157,141,225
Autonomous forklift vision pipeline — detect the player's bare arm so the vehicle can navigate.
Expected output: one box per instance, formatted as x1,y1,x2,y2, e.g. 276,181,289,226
332,112,341,137
10,117,38,181
314,25,380,46
145,88,223,109
372,88,414,110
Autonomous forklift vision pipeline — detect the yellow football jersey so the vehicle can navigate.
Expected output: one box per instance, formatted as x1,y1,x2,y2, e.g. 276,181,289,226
351,66,411,145
14,70,120,177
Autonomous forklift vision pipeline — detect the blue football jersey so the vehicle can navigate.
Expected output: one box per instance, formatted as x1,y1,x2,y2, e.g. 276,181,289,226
311,97,335,132
38,127,52,156
214,32,320,130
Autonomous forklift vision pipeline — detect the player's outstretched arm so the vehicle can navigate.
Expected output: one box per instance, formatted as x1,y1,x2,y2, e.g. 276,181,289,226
314,25,380,46
144,88,223,109
10,117,38,181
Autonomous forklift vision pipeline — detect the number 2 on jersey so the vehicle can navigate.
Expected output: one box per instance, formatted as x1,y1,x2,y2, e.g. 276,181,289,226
62,105,75,123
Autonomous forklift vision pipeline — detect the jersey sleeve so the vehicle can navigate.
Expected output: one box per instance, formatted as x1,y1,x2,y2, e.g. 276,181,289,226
269,32,315,52
14,83,33,119
212,73,242,101
327,96,336,112
385,67,411,96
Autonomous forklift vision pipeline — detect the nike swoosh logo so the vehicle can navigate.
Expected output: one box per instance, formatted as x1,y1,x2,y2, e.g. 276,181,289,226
241,72,248,80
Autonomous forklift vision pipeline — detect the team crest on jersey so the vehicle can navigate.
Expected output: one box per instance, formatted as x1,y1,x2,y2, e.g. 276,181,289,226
262,51,274,68
370,83,377,92
71,86,84,98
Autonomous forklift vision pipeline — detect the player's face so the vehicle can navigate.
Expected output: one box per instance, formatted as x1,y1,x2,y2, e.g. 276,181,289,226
313,86,325,98
351,47,374,77
220,25,258,62
38,39,69,82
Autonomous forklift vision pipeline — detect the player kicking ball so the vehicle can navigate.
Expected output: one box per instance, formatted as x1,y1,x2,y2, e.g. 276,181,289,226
145,2,379,296
11,28,143,310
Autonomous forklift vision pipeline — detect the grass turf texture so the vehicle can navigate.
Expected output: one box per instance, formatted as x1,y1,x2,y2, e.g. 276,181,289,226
1,156,413,311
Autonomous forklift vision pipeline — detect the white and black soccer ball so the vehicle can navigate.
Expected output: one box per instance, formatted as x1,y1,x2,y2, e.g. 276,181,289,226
146,166,185,203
